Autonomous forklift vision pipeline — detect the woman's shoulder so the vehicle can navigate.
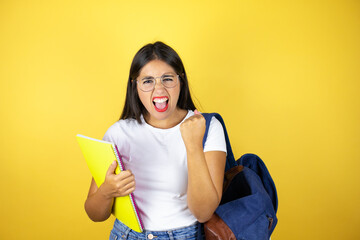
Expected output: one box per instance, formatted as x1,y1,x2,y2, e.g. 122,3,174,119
103,118,141,141
109,117,141,131
203,114,227,154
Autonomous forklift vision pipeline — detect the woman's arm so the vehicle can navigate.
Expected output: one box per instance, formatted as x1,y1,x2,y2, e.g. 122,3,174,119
186,149,226,222
180,112,226,222
84,161,136,222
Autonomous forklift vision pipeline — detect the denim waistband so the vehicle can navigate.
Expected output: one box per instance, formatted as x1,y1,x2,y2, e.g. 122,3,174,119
111,218,199,240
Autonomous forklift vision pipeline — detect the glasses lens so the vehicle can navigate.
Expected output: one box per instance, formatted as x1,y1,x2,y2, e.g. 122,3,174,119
161,74,177,88
139,78,155,91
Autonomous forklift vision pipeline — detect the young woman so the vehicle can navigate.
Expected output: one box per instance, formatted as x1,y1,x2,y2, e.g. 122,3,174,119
84,42,227,240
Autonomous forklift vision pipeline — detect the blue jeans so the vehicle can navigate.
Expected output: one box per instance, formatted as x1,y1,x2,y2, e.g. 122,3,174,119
109,219,199,240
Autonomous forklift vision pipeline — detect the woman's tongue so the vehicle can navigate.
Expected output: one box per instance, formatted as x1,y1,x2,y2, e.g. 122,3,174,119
155,101,167,110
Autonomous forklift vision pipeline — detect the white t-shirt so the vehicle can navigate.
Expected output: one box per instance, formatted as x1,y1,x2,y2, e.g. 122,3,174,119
103,110,226,230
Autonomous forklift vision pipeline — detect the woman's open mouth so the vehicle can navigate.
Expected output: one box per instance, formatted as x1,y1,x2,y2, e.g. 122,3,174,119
153,96,169,112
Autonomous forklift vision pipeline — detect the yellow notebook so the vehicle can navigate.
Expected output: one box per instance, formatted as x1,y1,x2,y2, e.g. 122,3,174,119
76,134,143,232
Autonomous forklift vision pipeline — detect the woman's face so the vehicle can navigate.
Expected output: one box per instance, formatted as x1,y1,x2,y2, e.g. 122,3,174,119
136,59,182,126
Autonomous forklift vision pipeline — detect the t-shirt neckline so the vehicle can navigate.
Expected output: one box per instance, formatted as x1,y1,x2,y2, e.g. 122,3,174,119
141,110,193,132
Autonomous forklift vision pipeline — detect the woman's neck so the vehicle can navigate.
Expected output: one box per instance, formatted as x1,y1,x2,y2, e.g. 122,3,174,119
144,108,188,129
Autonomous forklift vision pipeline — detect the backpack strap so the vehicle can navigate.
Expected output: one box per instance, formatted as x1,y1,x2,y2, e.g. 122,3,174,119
202,113,237,171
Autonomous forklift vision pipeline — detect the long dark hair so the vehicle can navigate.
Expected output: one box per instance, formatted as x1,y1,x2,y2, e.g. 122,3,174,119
120,41,196,123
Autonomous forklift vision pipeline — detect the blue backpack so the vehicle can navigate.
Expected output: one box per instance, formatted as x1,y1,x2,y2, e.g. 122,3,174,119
198,113,278,240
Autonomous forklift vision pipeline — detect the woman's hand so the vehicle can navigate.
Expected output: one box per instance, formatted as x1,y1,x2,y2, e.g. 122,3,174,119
180,110,206,152
98,160,136,199
84,160,136,222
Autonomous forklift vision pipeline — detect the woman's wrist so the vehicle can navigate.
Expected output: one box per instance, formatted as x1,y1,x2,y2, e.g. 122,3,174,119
98,183,115,201
184,143,203,154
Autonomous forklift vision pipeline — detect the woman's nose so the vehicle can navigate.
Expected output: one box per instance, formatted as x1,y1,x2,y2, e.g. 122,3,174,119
154,77,165,89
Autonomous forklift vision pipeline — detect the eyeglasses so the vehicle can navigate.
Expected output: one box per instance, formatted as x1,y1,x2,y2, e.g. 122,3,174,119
136,73,179,92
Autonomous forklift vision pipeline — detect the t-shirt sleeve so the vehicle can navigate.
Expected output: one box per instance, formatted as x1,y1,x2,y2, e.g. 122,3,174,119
102,121,129,151
203,117,227,155
102,122,119,143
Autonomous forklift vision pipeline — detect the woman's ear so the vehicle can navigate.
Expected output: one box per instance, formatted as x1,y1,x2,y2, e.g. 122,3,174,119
180,73,185,86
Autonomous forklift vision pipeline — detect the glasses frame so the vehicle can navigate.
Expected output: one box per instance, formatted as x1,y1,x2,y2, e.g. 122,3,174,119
136,73,180,92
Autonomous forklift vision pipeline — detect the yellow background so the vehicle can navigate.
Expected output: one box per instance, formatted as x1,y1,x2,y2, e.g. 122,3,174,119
1,0,359,239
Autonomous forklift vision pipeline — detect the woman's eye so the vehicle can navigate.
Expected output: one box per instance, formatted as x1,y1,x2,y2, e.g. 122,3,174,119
163,77,174,82
143,79,154,85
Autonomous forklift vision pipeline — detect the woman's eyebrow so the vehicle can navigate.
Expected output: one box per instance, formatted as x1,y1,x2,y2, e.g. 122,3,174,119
141,76,155,80
162,72,176,76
